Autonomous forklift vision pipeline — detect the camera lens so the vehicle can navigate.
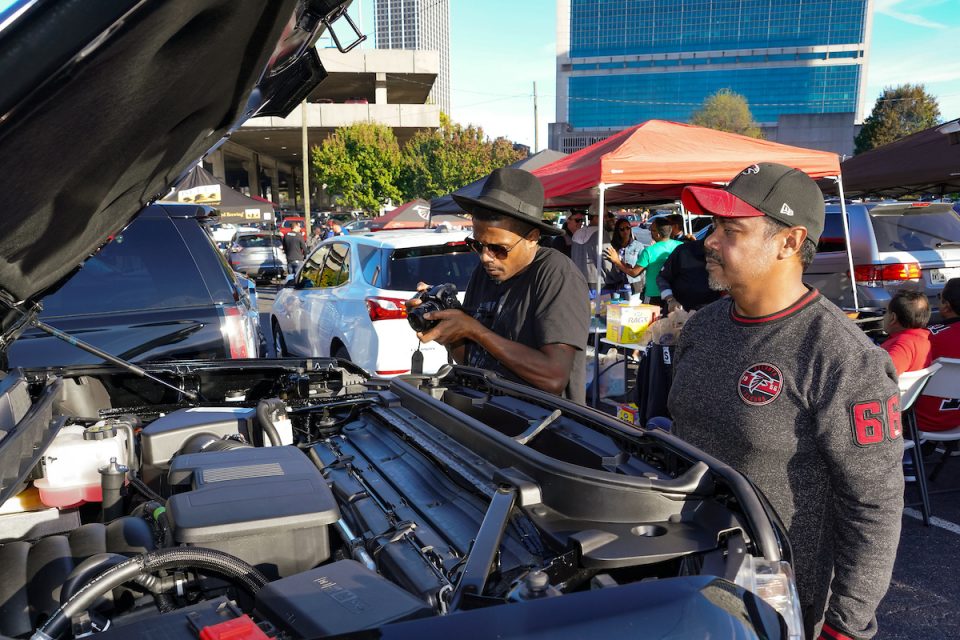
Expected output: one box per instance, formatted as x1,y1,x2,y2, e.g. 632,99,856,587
408,303,439,333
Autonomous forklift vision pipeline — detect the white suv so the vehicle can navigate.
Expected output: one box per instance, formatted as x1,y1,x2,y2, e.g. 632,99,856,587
271,229,478,376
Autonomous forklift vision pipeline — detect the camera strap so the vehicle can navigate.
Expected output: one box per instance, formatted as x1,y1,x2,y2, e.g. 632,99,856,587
411,342,424,375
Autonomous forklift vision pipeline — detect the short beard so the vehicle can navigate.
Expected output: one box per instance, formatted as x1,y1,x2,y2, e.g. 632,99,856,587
708,271,731,292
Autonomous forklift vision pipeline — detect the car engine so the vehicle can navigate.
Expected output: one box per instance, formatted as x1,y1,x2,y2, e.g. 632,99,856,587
0,359,800,639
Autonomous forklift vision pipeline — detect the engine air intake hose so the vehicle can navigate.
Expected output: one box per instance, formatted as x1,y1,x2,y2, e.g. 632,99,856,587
33,547,268,640
256,398,285,447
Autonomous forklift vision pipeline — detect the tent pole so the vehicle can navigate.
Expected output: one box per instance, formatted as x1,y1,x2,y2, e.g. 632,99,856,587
679,201,690,236
836,175,860,311
597,184,607,296
592,183,608,408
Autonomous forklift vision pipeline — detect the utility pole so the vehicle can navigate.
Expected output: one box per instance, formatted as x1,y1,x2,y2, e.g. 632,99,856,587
301,100,311,238
533,81,539,153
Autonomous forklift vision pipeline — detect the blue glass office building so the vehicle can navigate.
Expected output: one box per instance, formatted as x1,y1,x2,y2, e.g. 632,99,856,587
553,0,873,153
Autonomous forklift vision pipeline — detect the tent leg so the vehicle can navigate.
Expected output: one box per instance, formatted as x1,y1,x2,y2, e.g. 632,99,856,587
836,176,860,311
593,184,608,408
679,201,690,236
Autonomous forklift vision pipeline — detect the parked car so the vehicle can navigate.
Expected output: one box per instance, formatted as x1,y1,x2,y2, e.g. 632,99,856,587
278,215,306,238
228,231,287,283
8,203,262,367
342,218,374,233
804,201,960,317
271,230,479,376
0,1,801,638
205,221,239,244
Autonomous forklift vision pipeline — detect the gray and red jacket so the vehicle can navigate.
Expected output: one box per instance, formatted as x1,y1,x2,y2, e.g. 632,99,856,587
668,289,903,639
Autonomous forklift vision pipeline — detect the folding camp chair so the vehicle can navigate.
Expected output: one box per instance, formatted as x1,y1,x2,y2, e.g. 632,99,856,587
899,363,942,526
917,357,960,485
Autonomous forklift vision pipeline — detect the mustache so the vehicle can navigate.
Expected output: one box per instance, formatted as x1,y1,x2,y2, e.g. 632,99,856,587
704,249,724,266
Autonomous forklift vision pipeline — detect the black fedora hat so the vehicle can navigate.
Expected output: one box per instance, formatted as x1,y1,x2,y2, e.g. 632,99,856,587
452,168,560,236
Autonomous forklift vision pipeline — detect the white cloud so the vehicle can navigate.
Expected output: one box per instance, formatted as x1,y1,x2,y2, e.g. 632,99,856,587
874,0,948,29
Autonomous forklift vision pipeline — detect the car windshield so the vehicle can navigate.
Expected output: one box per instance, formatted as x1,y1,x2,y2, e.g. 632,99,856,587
40,217,213,316
870,209,960,252
363,242,478,291
237,234,281,248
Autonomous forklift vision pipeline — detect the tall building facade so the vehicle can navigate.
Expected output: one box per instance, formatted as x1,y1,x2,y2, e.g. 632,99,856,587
374,0,451,115
553,0,874,155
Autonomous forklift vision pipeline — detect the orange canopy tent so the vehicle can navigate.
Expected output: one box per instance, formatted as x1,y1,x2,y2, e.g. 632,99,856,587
533,120,841,207
531,120,866,308
370,199,473,231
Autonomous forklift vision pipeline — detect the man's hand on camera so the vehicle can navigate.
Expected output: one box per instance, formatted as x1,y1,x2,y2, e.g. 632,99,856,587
404,283,432,312
416,308,484,346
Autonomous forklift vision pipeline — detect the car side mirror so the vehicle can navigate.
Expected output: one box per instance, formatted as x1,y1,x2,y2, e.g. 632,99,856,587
283,274,296,288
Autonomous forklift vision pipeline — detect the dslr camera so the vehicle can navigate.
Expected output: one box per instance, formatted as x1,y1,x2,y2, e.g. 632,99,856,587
408,283,462,333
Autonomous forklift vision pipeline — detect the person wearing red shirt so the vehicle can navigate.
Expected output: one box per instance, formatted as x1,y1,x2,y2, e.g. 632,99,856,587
916,278,960,431
880,289,932,375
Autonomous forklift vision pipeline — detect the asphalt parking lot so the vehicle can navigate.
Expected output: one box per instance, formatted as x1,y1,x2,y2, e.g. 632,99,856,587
256,284,960,638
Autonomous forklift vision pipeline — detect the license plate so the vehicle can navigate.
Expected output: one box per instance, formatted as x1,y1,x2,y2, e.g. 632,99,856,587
931,267,960,284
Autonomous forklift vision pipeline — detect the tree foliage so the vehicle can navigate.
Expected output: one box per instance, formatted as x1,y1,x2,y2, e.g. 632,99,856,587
854,84,941,155
399,113,526,200
311,122,403,211
311,115,527,211
690,89,762,138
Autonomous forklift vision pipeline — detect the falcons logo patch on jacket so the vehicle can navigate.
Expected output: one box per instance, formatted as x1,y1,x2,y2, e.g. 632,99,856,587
738,363,784,406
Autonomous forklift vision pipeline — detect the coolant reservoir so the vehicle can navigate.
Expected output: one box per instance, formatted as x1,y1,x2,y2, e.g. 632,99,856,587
34,421,129,508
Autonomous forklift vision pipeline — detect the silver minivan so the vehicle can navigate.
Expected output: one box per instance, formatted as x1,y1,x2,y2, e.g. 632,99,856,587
804,202,960,318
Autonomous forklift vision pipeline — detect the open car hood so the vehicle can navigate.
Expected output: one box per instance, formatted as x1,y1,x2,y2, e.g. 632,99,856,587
0,0,353,338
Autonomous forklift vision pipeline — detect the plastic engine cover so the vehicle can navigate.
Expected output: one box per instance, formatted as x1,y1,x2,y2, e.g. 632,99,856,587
166,446,339,579
255,560,433,637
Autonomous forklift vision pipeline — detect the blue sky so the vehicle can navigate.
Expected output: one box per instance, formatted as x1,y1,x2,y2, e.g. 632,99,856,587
350,0,960,150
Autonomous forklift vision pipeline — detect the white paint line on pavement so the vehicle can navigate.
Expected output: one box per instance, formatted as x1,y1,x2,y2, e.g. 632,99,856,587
904,507,960,535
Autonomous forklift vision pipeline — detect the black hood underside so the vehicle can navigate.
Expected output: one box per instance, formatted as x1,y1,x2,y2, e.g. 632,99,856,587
0,0,344,335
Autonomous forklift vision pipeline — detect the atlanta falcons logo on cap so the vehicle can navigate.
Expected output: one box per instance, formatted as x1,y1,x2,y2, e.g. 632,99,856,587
738,363,784,406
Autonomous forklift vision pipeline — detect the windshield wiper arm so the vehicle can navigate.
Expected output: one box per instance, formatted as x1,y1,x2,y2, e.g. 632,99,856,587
936,241,960,248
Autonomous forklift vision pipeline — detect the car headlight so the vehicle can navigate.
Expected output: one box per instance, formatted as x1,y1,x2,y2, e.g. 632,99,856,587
734,555,803,640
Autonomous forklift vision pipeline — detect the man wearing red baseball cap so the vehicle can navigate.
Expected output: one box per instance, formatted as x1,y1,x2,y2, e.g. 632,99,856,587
668,163,903,640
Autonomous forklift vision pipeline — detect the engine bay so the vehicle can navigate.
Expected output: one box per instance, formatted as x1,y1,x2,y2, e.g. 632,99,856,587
0,359,793,639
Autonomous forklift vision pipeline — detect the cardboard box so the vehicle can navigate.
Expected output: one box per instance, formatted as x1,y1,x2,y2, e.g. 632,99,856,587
606,304,660,344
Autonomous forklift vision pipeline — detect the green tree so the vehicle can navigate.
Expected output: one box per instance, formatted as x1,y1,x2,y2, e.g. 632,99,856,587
854,84,941,154
311,122,403,211
399,113,527,200
689,89,762,138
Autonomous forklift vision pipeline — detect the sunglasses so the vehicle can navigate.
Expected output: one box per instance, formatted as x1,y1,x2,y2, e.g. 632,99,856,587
465,234,527,260
569,217,585,224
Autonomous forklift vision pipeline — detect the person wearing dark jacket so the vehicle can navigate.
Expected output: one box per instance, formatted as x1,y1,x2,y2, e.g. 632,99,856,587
668,163,902,640
282,223,307,274
549,212,585,257
656,236,722,311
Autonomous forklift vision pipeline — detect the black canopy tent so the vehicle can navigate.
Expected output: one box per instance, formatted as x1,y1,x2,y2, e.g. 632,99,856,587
825,118,960,198
429,149,567,216
161,165,276,223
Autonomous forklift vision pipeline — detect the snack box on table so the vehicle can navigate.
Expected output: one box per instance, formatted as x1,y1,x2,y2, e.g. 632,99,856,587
606,304,660,344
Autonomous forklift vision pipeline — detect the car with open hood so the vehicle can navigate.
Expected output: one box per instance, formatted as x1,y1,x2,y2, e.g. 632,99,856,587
0,1,801,638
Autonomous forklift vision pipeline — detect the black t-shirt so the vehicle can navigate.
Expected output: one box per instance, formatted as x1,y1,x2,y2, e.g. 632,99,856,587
463,247,590,403
655,238,721,310
282,233,306,261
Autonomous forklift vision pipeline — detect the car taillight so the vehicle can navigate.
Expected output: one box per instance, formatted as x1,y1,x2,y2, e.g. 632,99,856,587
853,262,921,284
366,297,408,322
221,306,252,358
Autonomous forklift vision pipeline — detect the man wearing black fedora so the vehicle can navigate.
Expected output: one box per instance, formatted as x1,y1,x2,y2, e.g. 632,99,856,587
413,167,590,403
